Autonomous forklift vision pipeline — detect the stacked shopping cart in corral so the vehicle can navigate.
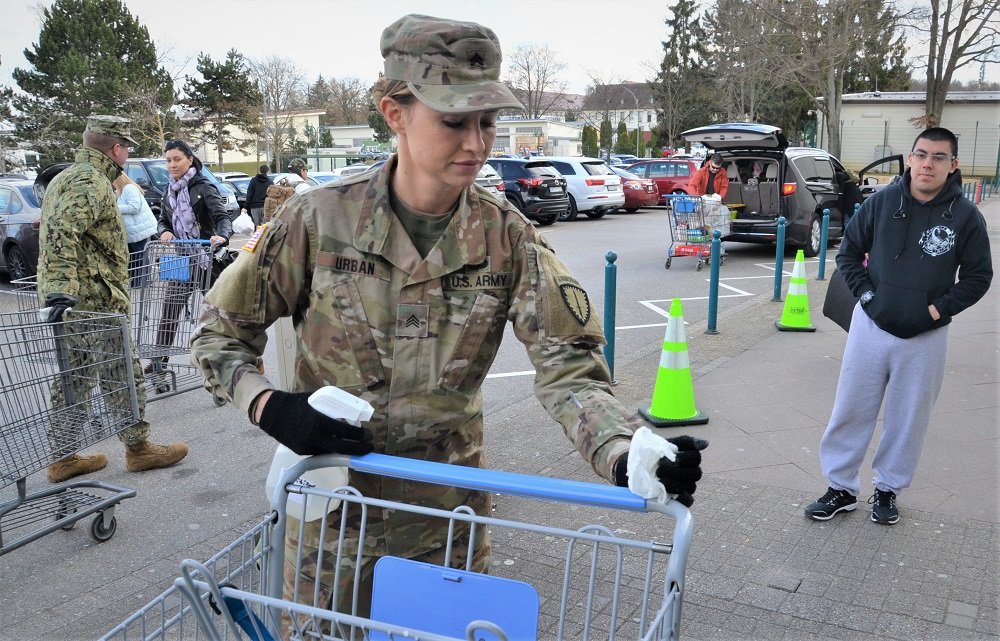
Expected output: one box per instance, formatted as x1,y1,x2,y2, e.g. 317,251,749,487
0,310,137,554
102,453,694,640
663,195,729,270
13,240,218,404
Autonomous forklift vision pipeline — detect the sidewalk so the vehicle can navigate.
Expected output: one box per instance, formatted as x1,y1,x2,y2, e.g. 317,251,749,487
0,198,996,640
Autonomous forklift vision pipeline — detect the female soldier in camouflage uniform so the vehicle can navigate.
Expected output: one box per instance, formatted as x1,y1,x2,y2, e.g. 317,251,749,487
191,14,706,618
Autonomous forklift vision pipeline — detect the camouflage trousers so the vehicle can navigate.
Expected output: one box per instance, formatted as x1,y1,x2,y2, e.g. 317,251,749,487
281,513,492,634
48,320,149,460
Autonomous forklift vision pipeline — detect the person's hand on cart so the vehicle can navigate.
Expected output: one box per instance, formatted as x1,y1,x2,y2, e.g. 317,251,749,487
614,435,708,507
252,390,375,456
42,293,78,323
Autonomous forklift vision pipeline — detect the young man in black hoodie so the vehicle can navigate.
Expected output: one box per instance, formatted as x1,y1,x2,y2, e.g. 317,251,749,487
806,127,992,525
243,164,272,227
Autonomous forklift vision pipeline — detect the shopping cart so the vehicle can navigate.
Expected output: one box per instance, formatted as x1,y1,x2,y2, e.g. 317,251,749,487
664,195,729,271
13,239,217,404
103,453,694,640
0,310,138,555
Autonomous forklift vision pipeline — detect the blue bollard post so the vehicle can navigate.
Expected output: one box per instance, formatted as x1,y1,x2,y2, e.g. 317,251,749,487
603,251,618,384
706,229,722,335
817,208,830,281
772,216,787,301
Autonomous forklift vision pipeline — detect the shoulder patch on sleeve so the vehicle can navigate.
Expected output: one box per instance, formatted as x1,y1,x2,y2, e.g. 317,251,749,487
525,242,605,343
241,223,269,253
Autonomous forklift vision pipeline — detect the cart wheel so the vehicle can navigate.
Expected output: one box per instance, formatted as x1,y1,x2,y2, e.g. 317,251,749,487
665,258,672,269
90,513,117,542
56,500,77,529
721,255,727,265
213,394,226,407
696,260,703,271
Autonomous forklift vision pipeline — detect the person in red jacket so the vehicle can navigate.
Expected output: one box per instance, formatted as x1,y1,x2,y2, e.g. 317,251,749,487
690,153,728,198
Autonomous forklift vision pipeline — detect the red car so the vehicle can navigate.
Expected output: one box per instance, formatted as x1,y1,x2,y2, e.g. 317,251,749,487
625,159,699,203
610,167,659,212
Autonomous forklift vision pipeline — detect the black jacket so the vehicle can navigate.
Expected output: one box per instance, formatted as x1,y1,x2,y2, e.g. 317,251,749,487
245,173,272,210
158,173,233,240
837,168,992,338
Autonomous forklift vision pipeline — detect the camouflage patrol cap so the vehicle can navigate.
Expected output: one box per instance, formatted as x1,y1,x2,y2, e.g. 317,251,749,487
380,14,524,114
85,115,138,146
288,158,306,172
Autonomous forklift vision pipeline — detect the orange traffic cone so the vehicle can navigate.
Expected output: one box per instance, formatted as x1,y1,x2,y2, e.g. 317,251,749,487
776,250,816,332
639,298,709,427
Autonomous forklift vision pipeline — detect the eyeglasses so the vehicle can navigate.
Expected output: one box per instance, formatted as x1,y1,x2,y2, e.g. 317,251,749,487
910,150,954,164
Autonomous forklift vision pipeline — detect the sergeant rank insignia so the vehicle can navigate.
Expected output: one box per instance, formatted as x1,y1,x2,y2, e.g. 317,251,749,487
559,283,591,326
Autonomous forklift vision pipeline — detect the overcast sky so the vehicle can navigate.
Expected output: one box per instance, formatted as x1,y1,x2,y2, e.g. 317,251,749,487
1,0,674,96
2,0,994,97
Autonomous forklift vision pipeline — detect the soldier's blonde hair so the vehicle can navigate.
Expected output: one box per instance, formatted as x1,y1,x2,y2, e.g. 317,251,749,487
372,77,416,110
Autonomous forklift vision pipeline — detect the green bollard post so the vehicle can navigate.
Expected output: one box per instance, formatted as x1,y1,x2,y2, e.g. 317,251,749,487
817,208,829,281
772,216,787,301
603,251,617,384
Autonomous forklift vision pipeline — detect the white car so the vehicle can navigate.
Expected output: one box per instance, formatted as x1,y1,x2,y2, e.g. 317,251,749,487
474,163,504,196
544,156,626,221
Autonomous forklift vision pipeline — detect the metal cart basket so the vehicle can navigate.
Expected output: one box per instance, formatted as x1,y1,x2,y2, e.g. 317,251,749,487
103,453,693,641
12,240,215,403
664,195,729,270
0,310,138,555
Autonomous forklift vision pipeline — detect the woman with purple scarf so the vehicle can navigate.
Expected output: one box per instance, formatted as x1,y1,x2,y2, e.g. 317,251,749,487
149,140,232,373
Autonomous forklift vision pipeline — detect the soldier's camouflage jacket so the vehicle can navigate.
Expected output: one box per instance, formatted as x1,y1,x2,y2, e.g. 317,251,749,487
37,148,129,315
192,156,641,558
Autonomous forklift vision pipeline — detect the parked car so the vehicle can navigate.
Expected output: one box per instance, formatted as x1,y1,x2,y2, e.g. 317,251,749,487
611,153,640,166
610,167,659,212
625,158,699,203
124,158,241,221
309,172,344,185
270,173,320,189
221,176,251,210
681,121,902,256
216,171,250,180
485,158,568,226
544,156,625,221
0,177,42,281
474,163,504,197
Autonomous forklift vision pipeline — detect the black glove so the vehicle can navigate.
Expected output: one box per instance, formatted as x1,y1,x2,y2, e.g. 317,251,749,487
44,293,78,323
258,390,375,456
615,435,708,507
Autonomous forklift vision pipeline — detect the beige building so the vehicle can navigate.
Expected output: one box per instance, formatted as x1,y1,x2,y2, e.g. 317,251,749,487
493,117,584,156
822,91,1000,175
195,109,326,169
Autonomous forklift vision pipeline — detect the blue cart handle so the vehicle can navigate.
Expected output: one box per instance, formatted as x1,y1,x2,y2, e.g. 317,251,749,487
284,453,649,511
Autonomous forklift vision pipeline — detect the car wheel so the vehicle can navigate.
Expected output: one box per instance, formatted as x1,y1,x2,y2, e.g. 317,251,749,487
559,196,579,222
625,207,639,213
534,212,558,226
586,208,606,220
5,245,33,282
804,214,821,257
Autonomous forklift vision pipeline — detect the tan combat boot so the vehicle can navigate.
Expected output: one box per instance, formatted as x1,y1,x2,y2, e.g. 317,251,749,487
47,453,109,483
125,441,189,472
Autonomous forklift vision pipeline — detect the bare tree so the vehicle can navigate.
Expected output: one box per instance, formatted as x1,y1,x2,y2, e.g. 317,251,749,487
742,0,906,157
911,0,999,127
250,55,306,170
327,77,369,125
504,44,569,119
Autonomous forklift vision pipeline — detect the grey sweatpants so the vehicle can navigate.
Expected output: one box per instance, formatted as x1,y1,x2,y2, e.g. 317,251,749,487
820,303,948,496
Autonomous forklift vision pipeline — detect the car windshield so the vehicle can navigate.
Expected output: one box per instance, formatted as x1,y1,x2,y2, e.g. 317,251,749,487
582,162,615,176
144,161,170,189
615,169,641,180
16,184,40,208
312,175,340,184
229,177,251,191
524,162,560,178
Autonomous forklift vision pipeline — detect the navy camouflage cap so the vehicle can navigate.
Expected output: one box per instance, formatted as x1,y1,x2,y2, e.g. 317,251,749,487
380,14,524,114
288,158,306,171
85,115,138,146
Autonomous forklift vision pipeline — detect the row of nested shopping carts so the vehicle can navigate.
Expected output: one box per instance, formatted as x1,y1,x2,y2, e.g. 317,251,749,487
1,240,223,555
99,454,694,640
3,239,696,639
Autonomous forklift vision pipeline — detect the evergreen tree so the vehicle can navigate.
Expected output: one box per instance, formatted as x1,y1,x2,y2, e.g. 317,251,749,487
184,49,261,171
599,117,614,160
306,75,334,110
320,128,333,147
652,0,720,149
614,120,634,154
12,0,173,163
582,125,599,158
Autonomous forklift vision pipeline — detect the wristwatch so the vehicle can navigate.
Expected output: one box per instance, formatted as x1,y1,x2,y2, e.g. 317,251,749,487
860,291,875,308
